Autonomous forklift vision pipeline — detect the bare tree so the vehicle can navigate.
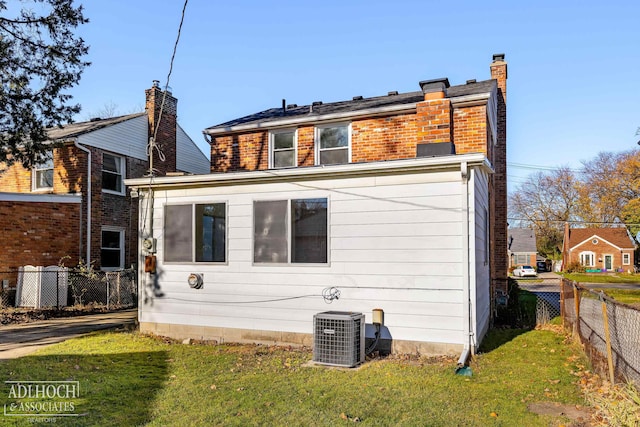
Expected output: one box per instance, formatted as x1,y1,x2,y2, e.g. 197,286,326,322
509,167,580,259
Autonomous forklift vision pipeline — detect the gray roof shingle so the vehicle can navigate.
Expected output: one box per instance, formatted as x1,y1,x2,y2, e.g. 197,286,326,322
46,113,145,141
508,228,537,253
205,79,496,132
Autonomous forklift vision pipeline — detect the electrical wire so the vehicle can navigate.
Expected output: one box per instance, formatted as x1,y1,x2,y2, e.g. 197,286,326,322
148,0,189,174
141,0,188,235
155,286,341,305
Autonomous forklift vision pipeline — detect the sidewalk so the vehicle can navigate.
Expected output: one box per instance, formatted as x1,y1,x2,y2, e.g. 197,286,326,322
0,309,137,360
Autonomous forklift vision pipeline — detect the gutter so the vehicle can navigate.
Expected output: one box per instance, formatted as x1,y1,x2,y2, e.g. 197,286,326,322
74,141,92,264
458,161,473,368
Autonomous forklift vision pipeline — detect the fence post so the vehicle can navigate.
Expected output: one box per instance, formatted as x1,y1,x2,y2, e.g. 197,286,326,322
56,269,60,310
106,274,110,310
560,279,565,328
573,284,580,337
117,272,121,305
600,293,616,384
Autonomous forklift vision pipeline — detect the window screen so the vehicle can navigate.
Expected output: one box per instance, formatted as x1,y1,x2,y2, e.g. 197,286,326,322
292,198,327,263
254,200,288,263
195,203,226,262
165,205,193,262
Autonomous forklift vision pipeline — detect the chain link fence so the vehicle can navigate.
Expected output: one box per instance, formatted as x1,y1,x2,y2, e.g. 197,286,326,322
0,268,137,310
560,278,640,386
515,277,562,325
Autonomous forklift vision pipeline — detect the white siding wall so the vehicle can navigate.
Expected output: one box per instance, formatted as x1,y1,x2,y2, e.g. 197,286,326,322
77,115,148,160
176,125,210,174
471,168,491,345
140,168,488,347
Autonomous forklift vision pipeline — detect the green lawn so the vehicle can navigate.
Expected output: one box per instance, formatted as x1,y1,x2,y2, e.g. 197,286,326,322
0,327,592,426
562,272,640,284
593,289,640,307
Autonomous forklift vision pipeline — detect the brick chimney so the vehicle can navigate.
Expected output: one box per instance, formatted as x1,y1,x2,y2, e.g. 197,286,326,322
489,53,508,295
145,81,178,176
416,78,452,144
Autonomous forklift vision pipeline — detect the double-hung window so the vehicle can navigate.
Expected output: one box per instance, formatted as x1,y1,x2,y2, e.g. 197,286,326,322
164,203,227,263
102,153,125,194
623,253,631,265
270,129,296,168
316,123,350,165
33,154,53,191
254,198,328,264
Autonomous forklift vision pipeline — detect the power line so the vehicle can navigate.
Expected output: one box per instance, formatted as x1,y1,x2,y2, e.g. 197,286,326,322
508,217,640,227
148,0,189,175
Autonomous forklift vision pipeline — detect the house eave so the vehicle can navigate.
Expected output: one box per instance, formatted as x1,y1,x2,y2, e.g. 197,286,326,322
0,192,82,204
126,153,493,190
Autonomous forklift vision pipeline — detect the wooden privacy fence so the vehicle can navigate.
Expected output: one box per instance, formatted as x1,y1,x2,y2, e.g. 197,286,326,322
560,278,640,385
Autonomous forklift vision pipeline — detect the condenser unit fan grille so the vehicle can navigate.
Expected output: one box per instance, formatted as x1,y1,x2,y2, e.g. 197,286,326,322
313,311,365,367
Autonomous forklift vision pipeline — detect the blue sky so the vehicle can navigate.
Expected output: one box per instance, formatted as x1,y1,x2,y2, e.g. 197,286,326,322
68,0,640,190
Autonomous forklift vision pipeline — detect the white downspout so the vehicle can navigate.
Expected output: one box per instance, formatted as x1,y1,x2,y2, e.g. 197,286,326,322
74,141,91,264
458,161,472,367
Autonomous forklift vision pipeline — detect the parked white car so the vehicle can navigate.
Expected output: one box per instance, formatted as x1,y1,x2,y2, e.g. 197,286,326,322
513,265,537,277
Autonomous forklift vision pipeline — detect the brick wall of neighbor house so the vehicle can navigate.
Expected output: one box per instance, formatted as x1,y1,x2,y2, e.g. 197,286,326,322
568,241,634,271
86,146,146,269
209,55,509,294
0,162,31,192
0,201,81,273
0,142,146,270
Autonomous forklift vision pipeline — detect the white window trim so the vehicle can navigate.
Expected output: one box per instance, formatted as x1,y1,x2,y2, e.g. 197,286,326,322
579,251,595,268
32,153,54,192
101,226,125,272
252,197,330,265
623,253,631,265
102,152,126,195
314,122,352,166
268,128,298,169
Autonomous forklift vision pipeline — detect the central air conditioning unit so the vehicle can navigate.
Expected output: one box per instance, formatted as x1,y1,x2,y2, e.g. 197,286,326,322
313,311,365,368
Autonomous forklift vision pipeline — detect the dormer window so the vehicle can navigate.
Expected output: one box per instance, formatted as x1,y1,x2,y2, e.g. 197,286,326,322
33,153,53,191
269,129,297,168
316,123,350,165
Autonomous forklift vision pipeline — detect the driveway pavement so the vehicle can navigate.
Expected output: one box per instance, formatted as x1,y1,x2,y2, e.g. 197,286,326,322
0,309,137,360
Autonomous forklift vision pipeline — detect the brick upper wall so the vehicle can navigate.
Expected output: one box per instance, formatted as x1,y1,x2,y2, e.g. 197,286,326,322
210,105,490,173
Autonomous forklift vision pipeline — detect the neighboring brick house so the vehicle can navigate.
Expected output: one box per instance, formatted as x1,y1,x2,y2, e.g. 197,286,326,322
508,228,538,269
127,54,508,357
0,83,209,275
562,224,636,272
